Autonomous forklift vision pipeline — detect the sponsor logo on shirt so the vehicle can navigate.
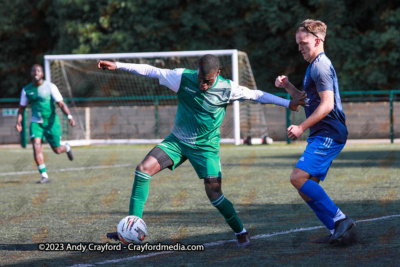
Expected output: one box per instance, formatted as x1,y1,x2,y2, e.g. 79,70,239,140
184,87,196,94
299,157,305,161
28,92,34,95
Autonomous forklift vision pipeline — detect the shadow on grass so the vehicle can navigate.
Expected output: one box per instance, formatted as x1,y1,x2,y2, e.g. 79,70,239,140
228,149,400,168
2,200,399,266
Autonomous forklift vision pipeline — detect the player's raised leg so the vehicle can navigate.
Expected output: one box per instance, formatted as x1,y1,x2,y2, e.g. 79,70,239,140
50,143,73,161
205,177,250,247
32,138,49,184
45,114,74,161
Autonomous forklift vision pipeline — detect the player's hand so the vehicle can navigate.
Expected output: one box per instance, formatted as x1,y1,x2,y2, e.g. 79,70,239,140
275,75,289,88
15,123,22,133
98,60,117,71
289,91,308,112
69,118,76,127
287,125,304,141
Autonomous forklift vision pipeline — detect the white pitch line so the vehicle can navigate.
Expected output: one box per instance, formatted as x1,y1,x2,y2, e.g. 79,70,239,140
0,164,135,177
70,214,400,267
0,162,284,177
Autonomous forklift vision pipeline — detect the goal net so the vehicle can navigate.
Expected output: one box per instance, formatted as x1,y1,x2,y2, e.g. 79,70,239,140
44,50,271,146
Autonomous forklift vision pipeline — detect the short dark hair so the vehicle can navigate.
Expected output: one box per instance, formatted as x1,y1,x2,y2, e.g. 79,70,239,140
31,64,43,70
198,54,220,74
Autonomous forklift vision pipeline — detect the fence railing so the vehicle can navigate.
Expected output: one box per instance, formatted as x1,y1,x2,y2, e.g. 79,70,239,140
1,90,399,146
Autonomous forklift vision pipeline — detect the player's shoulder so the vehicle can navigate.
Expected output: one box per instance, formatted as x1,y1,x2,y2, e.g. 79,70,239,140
181,68,198,83
312,53,332,68
23,82,34,91
215,75,231,88
311,53,332,75
182,68,197,75
43,80,57,87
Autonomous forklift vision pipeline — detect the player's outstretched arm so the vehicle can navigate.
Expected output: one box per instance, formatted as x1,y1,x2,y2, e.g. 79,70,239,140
98,61,183,92
275,75,304,99
98,60,117,70
230,82,306,111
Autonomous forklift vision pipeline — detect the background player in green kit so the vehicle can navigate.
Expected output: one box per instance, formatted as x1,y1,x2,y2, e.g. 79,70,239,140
98,55,306,247
15,64,76,184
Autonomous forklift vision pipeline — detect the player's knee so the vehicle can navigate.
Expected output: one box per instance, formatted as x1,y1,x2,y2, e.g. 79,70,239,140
204,177,222,200
290,173,302,188
136,162,155,175
136,163,147,173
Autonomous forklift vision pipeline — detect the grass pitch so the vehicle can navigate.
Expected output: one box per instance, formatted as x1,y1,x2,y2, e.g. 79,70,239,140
0,142,399,266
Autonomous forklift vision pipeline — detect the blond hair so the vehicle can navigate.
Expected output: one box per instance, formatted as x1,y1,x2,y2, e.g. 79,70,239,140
297,19,327,41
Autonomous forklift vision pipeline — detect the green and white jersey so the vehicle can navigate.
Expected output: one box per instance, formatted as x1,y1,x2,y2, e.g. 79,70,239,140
171,69,231,146
20,80,63,123
116,63,290,147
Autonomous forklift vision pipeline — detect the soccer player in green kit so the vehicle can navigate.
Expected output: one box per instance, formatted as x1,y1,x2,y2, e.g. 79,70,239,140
15,64,76,184
99,55,306,247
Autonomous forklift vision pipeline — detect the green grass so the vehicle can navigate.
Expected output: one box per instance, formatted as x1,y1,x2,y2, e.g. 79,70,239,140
0,143,399,266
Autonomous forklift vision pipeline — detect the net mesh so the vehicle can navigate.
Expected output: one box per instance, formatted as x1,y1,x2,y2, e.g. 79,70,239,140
47,51,270,142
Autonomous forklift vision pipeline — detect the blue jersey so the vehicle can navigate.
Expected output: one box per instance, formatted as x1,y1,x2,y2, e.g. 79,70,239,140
303,53,348,143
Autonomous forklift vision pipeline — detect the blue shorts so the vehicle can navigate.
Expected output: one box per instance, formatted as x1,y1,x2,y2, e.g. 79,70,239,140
295,136,345,181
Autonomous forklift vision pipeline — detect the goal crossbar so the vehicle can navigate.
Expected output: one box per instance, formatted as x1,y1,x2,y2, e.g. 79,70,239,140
44,50,253,146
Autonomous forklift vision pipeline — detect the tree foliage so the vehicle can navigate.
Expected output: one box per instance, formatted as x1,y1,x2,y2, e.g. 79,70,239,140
1,0,399,98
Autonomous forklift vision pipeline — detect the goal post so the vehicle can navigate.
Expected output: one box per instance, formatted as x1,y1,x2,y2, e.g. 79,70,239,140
44,50,267,146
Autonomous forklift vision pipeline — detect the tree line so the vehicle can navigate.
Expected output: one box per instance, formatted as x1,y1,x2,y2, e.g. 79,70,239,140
1,0,399,98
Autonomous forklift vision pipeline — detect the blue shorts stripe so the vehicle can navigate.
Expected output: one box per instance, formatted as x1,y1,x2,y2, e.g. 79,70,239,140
295,136,345,181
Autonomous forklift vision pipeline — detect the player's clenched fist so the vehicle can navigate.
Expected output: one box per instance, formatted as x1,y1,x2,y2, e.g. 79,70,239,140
98,60,117,71
275,75,289,88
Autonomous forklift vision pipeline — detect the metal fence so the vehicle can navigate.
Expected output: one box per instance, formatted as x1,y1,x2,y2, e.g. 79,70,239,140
1,90,399,146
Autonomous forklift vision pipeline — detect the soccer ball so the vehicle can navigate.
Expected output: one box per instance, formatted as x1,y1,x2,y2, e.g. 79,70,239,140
117,215,147,244
265,137,273,144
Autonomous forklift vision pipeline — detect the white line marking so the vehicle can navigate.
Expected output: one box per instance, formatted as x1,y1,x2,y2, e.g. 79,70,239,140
0,164,135,177
1,162,290,178
70,214,400,267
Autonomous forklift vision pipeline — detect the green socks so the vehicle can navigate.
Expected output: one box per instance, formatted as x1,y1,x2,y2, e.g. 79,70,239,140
129,170,244,234
38,164,48,178
129,170,151,218
211,194,244,233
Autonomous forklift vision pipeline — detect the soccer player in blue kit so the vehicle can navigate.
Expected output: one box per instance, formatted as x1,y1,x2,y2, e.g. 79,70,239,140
275,19,355,244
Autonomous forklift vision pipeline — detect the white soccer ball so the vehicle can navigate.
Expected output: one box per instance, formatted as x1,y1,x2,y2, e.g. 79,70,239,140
117,215,147,244
265,137,273,144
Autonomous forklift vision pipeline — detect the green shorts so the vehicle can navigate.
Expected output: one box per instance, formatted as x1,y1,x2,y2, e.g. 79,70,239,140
30,115,62,147
156,134,221,179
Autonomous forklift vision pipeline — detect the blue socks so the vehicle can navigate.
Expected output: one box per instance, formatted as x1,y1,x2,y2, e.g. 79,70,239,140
300,180,340,229
306,199,335,231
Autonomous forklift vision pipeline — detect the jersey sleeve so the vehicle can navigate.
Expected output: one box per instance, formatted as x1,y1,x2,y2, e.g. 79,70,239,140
158,68,185,92
311,60,334,92
229,81,290,108
116,62,184,92
50,83,63,102
19,88,28,106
